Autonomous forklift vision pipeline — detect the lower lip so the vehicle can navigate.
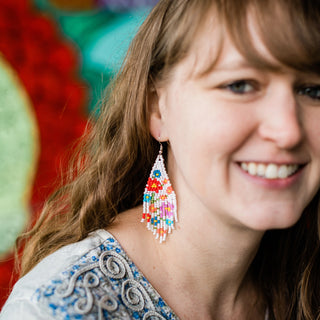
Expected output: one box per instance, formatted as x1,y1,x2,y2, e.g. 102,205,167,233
236,164,304,189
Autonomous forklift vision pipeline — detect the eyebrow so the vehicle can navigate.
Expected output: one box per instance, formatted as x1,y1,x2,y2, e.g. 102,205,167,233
194,60,251,79
200,59,320,81
213,60,256,71
206,58,287,77
193,53,286,79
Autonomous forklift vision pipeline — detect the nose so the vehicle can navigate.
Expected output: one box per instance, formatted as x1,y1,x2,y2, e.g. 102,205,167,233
258,88,304,150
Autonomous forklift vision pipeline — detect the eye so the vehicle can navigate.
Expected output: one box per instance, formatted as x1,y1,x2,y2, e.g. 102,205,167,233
223,80,257,94
297,85,320,100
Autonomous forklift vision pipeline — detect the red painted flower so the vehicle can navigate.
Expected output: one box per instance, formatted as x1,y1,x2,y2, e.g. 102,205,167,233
0,0,88,308
146,177,163,193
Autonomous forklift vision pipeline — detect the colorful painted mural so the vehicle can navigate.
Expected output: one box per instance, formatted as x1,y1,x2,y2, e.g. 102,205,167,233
0,0,158,308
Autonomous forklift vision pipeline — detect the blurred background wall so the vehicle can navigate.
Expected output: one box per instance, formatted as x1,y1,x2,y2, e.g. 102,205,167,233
0,0,158,307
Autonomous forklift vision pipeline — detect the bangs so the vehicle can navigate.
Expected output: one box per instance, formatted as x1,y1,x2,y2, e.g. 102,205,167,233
150,0,320,84
150,0,217,82
224,0,320,74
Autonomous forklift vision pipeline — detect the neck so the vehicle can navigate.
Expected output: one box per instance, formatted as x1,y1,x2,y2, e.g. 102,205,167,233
155,204,264,318
109,205,265,319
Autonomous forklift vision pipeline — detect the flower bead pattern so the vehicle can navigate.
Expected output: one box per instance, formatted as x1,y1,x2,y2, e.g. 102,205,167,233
166,186,173,194
153,170,161,178
142,150,178,243
146,178,163,193
143,194,152,202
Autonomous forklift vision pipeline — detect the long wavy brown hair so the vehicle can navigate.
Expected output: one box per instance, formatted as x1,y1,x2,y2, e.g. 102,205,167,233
18,0,320,319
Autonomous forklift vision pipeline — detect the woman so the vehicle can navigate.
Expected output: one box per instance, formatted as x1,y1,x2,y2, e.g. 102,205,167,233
1,0,320,319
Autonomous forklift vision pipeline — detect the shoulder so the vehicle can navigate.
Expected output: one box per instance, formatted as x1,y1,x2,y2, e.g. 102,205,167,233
1,230,108,319
1,230,175,320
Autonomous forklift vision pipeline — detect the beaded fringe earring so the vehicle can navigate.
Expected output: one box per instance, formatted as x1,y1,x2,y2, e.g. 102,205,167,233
141,143,178,243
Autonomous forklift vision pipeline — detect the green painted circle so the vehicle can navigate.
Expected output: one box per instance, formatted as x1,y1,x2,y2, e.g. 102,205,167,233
0,55,39,256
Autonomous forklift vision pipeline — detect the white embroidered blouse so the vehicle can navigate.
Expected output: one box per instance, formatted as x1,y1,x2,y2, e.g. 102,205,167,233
0,230,178,320
1,229,270,320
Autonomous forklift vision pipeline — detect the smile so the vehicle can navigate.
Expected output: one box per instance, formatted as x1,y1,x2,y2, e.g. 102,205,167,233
240,162,300,179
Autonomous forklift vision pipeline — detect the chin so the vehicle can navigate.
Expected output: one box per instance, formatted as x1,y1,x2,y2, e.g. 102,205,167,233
243,208,304,231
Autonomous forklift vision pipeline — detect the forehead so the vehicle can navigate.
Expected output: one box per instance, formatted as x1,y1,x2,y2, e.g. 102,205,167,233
174,14,282,81
159,1,320,86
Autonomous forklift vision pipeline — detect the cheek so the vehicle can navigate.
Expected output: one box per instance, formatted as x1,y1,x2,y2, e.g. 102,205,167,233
304,109,320,149
166,106,256,187
165,96,255,152
304,111,320,188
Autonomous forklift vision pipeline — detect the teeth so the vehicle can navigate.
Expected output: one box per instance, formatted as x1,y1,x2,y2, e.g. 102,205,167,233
278,165,288,178
241,163,248,171
265,164,278,179
257,163,266,176
240,162,299,179
248,162,257,175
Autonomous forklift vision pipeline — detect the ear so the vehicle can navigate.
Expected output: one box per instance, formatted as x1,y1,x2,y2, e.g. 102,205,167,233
148,87,169,141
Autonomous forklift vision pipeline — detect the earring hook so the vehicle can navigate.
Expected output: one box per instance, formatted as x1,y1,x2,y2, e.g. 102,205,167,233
159,141,163,155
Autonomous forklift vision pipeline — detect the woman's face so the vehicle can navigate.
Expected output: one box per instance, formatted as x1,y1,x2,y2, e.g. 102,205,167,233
150,22,320,232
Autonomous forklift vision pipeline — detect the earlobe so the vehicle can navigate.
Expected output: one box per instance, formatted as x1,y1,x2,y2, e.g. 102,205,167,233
149,88,168,141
